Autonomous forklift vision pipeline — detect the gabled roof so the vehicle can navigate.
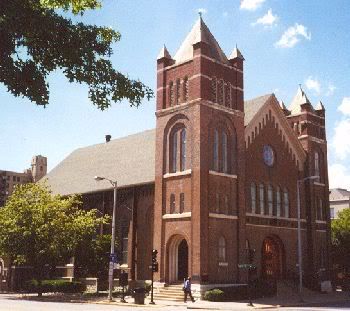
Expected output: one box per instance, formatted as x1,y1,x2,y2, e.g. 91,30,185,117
43,130,156,195
173,17,229,64
244,94,273,126
330,188,350,201
289,85,314,115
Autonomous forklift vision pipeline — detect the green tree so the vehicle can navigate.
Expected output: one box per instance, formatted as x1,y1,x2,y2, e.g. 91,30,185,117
0,183,109,295
331,208,350,271
0,0,153,110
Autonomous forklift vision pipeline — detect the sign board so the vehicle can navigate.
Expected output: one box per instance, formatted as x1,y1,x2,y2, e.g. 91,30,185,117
238,264,256,270
109,253,118,263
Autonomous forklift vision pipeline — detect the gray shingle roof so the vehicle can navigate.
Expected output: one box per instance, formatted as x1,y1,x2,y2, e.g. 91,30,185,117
244,94,273,126
330,188,350,201
44,95,273,196
43,129,155,195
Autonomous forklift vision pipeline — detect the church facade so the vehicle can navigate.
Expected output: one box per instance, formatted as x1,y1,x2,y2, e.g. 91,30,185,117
44,18,331,289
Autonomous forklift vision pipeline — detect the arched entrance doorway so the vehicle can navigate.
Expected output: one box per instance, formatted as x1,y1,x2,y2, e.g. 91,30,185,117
261,236,285,279
167,236,188,283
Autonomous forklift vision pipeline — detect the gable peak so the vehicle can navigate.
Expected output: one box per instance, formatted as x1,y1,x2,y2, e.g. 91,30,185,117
173,17,228,64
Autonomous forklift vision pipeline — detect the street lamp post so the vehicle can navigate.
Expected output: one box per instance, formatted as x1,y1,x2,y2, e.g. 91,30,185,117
296,175,319,302
94,176,117,302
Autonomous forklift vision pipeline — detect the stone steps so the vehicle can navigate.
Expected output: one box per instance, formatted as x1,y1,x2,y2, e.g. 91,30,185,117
153,284,185,302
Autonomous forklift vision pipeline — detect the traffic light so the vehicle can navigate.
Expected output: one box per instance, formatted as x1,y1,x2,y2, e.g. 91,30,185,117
152,249,158,272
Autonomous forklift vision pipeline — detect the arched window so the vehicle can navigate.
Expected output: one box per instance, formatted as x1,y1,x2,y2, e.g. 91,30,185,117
170,130,177,173
180,129,186,171
250,183,256,213
283,188,289,217
213,129,219,171
218,79,224,105
183,76,189,102
259,184,265,215
176,79,180,105
170,194,175,214
268,185,273,215
222,131,228,173
276,187,281,217
315,152,320,178
169,81,174,106
211,77,217,103
218,236,226,261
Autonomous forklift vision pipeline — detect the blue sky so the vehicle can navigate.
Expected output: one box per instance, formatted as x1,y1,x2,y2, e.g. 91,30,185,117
1,0,349,189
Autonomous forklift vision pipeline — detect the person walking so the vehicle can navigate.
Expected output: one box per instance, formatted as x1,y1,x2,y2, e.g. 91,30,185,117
183,277,195,303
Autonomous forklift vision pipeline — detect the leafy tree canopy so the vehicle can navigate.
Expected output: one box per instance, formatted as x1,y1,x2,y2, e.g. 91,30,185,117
0,0,153,110
331,208,350,270
0,183,110,280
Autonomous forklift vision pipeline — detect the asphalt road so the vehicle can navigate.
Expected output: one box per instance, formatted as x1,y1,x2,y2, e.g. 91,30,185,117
274,300,350,310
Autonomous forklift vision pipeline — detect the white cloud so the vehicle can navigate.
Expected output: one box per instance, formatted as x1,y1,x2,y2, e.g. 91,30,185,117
275,23,311,48
305,76,321,94
326,83,336,96
252,9,278,27
240,0,266,11
197,8,207,15
338,97,350,116
332,118,350,160
329,163,350,189
223,11,229,17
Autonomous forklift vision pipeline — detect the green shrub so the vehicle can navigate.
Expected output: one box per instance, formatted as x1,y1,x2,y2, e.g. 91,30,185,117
204,289,225,301
25,279,86,293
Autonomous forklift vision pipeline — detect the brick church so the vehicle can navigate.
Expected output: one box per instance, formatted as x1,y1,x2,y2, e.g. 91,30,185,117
45,17,331,290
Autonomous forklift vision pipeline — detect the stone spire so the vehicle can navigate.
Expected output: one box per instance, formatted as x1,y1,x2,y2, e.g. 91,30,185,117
173,16,228,64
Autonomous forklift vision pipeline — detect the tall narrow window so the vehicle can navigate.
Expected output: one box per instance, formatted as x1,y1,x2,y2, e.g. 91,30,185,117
268,185,273,215
218,79,224,105
259,184,265,215
319,198,323,220
218,236,226,261
171,131,177,173
176,79,180,104
225,83,231,107
213,129,219,171
315,152,320,178
170,194,175,214
211,77,217,103
169,82,174,106
283,189,289,218
224,195,229,214
276,187,281,217
251,183,256,213
215,193,220,213
180,193,185,213
183,77,189,102
222,131,228,173
180,129,186,171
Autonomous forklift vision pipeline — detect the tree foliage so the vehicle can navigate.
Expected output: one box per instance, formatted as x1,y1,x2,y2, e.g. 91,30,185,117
0,183,110,282
0,0,153,110
331,208,350,270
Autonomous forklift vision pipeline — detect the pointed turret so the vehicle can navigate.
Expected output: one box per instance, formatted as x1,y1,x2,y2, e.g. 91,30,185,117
157,45,172,60
279,100,290,116
229,45,245,61
315,100,325,111
289,85,314,115
173,16,228,64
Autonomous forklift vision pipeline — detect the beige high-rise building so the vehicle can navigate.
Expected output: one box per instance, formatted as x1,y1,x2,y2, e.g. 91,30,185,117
0,155,47,207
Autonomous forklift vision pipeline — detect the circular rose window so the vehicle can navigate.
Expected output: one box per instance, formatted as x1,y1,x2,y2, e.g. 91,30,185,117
263,145,275,167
